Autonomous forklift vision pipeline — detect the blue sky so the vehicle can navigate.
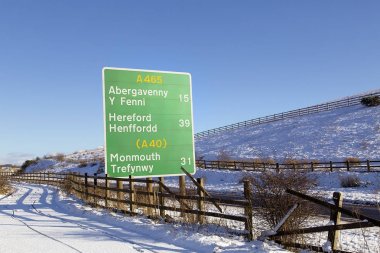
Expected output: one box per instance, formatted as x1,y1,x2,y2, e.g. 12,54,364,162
0,1,379,164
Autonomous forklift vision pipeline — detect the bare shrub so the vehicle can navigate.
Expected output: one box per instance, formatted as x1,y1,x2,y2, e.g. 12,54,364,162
310,159,320,165
78,161,87,168
361,96,380,107
249,158,264,170
340,175,361,188
345,157,361,166
60,177,73,195
283,158,313,171
195,152,205,161
20,159,38,171
283,158,300,170
263,158,276,166
245,157,276,169
246,171,317,241
216,150,233,168
0,177,12,194
182,198,198,224
55,153,65,162
251,158,263,164
250,157,276,170
216,150,232,161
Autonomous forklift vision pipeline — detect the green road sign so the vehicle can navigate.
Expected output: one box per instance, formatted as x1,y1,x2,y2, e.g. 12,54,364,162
102,67,196,178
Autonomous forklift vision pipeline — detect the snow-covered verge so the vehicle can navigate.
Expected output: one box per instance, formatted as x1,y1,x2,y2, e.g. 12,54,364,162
160,168,380,206
196,104,380,161
0,183,290,253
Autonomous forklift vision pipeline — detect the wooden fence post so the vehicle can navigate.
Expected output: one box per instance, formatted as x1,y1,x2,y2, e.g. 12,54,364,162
328,192,343,251
72,172,77,196
117,179,123,212
159,177,165,219
146,177,153,216
330,161,333,172
84,173,88,201
129,176,135,215
346,161,350,171
311,161,314,172
94,173,97,186
93,173,97,207
197,178,205,224
244,180,253,240
367,160,370,172
179,176,186,218
105,174,109,209
276,163,280,173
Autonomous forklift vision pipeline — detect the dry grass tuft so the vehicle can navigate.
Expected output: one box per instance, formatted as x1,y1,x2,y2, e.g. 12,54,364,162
0,177,12,195
340,175,361,188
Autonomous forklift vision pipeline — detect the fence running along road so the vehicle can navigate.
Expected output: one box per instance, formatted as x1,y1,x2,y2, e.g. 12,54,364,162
195,159,380,172
195,91,380,139
2,172,379,252
0,172,254,240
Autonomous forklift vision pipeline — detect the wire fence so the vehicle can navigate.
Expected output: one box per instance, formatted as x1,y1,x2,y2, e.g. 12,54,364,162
195,159,380,172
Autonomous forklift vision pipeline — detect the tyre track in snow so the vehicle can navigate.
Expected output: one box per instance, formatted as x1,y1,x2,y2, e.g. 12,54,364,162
30,201,145,252
10,211,83,253
1,187,83,253
0,185,149,253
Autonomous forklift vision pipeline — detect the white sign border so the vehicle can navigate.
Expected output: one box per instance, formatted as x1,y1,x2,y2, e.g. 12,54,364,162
102,67,196,178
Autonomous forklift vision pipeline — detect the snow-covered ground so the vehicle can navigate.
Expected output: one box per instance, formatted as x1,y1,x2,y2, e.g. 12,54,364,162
1,182,379,253
0,183,290,253
196,104,380,161
9,94,380,252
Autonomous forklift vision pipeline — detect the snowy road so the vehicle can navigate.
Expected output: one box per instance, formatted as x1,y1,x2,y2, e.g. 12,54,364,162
0,184,198,253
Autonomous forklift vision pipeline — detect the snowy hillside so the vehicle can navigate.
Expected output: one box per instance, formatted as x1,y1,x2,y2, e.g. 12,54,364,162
24,147,105,174
64,146,104,161
196,104,380,161
24,159,102,174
